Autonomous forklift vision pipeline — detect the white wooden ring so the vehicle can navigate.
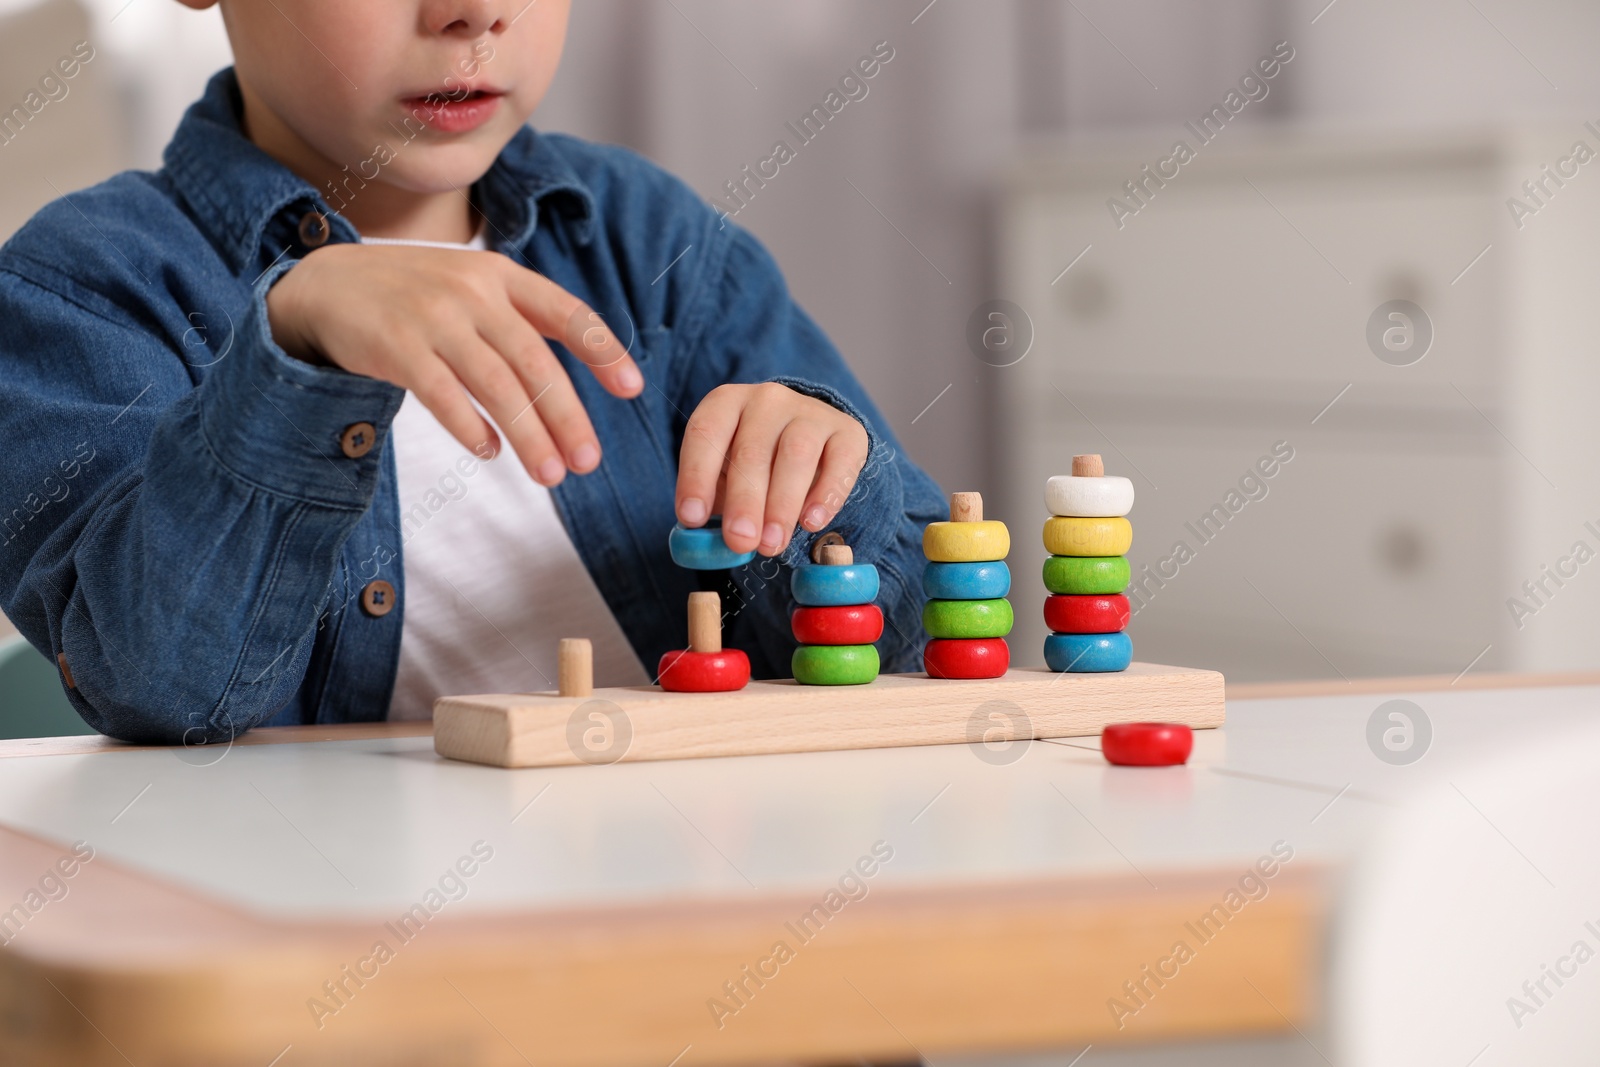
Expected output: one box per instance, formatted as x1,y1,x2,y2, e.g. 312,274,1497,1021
1045,475,1135,517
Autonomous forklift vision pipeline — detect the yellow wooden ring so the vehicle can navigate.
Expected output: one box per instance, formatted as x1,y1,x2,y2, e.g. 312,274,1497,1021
923,520,1010,563
1042,516,1132,557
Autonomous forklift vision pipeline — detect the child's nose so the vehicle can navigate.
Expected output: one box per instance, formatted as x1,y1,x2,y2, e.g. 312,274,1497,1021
422,0,504,38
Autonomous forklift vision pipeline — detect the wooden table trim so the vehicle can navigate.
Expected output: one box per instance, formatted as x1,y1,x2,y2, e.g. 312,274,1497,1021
0,823,1324,1067
1225,669,1600,701
0,720,434,759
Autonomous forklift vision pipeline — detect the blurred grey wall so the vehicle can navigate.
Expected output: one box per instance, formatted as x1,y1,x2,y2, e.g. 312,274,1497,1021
539,0,1288,496
10,0,1600,497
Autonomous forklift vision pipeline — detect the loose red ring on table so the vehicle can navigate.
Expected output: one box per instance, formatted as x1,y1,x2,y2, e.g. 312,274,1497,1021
1101,722,1194,766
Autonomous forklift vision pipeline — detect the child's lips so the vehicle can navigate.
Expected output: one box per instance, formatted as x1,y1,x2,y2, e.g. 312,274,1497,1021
401,89,505,134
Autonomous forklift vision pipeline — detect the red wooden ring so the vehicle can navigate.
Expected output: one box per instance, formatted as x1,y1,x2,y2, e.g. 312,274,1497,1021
657,648,751,693
1044,594,1131,634
923,637,1010,679
1101,722,1194,766
791,604,885,646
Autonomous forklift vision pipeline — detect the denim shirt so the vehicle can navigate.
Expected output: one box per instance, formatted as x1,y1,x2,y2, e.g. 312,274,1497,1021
0,70,945,744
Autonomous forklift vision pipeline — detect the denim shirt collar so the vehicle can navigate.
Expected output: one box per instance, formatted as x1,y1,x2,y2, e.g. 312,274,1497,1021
162,68,596,276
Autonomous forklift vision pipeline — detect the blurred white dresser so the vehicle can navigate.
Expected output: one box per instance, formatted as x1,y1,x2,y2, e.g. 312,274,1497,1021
995,127,1600,681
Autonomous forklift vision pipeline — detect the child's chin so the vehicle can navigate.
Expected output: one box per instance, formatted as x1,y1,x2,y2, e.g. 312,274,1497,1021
385,149,504,195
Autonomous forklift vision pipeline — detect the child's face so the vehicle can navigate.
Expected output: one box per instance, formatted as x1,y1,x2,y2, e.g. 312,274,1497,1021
195,0,571,194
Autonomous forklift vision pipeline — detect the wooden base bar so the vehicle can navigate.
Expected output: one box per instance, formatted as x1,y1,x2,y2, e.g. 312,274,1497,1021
433,663,1226,769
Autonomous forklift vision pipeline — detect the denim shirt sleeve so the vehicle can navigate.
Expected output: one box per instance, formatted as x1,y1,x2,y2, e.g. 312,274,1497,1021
0,262,404,743
667,223,946,675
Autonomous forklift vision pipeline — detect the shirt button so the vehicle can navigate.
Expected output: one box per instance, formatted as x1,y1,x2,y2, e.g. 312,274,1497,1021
340,422,376,458
360,580,396,617
298,210,331,248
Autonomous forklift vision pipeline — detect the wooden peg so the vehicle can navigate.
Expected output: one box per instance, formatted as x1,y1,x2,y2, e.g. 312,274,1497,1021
818,544,855,566
687,591,722,654
949,492,983,523
558,638,593,697
1072,454,1104,478
809,530,846,564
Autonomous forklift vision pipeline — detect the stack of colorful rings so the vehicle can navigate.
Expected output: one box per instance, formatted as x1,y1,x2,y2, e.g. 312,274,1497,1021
658,592,751,692
790,543,882,685
668,518,756,570
1042,454,1133,673
921,492,1012,678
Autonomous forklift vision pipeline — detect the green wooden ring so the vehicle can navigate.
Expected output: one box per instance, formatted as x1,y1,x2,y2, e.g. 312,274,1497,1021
922,598,1014,639
792,644,880,685
1042,555,1129,595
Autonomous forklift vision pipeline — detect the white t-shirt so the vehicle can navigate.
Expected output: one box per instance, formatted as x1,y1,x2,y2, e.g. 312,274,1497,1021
365,228,650,720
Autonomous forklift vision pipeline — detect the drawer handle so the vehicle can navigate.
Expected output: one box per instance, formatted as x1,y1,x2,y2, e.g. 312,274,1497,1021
1377,524,1427,575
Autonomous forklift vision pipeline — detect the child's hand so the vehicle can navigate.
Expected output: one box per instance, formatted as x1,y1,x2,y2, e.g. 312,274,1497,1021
266,243,644,486
676,383,870,557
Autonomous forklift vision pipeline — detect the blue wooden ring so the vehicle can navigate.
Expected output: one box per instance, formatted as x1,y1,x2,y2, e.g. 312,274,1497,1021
668,520,756,570
923,560,1011,601
790,563,880,607
1044,631,1132,673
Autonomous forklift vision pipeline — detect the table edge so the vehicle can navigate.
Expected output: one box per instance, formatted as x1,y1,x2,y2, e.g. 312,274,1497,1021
1225,669,1600,700
0,719,435,758
0,815,1330,1064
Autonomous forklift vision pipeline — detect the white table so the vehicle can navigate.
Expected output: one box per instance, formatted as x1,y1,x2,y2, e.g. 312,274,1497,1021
1,673,1592,1067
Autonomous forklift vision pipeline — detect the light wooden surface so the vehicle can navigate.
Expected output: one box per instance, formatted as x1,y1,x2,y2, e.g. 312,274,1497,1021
7,670,1595,761
4,675,1600,1064
0,720,435,759
433,663,1226,768
0,818,1320,1067
1225,669,1600,700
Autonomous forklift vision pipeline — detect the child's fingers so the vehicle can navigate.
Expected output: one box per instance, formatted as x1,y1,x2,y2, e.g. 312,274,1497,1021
520,368,600,476
800,430,870,532
502,263,644,399
760,423,827,556
477,307,602,475
439,333,566,487
718,414,785,555
676,387,745,527
408,353,502,463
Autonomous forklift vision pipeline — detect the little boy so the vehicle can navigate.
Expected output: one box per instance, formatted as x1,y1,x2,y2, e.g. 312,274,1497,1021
0,0,944,743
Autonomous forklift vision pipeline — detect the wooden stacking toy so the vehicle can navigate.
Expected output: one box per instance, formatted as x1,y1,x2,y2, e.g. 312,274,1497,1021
658,592,751,693
922,492,1012,679
668,518,756,569
790,544,881,685
1043,455,1133,673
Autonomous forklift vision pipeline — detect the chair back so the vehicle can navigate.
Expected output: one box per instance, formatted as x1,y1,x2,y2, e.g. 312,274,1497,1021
0,636,95,739
1331,718,1600,1065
